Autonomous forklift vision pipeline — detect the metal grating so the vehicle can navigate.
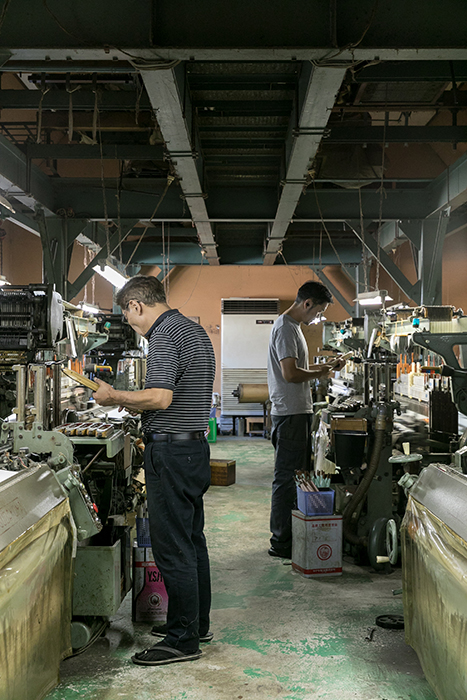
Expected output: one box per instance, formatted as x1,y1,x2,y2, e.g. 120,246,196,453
221,368,267,416
221,298,279,314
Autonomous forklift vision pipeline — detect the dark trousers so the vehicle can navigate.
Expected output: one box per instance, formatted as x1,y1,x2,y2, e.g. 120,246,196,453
144,438,211,653
270,414,312,553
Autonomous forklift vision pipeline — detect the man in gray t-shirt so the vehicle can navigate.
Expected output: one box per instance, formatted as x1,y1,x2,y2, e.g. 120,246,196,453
267,280,344,558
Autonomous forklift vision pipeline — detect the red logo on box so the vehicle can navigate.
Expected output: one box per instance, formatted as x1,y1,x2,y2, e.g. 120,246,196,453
317,544,332,561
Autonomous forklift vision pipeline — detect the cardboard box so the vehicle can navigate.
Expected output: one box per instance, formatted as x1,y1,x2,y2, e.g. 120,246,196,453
292,510,342,578
210,458,236,486
132,546,168,623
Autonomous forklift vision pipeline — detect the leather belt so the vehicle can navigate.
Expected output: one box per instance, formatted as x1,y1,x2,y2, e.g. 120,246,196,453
143,431,205,445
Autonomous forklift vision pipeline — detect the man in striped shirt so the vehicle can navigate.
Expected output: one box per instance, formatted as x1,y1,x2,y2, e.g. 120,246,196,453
93,275,216,666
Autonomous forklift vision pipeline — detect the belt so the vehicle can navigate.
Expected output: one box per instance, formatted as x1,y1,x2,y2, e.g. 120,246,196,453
143,431,205,445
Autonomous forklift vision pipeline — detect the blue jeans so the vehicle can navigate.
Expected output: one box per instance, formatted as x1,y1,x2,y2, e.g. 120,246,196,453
270,414,312,553
144,438,211,653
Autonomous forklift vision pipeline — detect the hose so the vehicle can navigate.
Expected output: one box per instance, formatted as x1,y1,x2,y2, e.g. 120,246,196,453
343,403,387,547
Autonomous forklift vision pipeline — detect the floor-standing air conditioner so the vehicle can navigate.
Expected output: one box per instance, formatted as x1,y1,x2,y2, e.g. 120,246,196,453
221,298,279,419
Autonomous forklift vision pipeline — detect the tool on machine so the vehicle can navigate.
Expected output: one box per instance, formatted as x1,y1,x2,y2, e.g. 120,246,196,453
62,367,100,391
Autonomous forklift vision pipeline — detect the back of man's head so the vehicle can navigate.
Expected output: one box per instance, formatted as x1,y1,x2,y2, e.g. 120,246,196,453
295,280,333,306
116,275,167,309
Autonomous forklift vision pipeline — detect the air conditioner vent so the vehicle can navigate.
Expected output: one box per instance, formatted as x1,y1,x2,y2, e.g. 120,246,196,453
222,298,279,315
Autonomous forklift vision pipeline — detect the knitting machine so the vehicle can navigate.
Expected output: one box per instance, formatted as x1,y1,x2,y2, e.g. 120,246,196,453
0,283,146,653
316,304,467,570
85,313,145,391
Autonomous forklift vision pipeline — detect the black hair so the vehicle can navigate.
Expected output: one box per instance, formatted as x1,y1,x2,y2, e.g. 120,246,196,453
295,280,333,306
115,275,167,309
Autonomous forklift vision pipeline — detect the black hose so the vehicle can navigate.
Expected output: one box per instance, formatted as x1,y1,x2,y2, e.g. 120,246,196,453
343,405,387,547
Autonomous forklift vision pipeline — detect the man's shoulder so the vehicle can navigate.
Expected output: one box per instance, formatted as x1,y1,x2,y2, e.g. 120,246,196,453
273,314,298,334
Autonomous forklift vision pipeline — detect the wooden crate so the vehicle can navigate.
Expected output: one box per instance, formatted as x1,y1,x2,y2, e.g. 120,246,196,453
210,459,236,486
246,416,264,435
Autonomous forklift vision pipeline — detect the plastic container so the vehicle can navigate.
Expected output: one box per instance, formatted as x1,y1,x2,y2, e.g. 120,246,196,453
296,486,335,516
207,417,217,443
136,517,152,547
334,430,367,474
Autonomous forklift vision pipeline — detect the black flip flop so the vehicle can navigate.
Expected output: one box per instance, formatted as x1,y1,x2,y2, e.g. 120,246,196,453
151,624,213,643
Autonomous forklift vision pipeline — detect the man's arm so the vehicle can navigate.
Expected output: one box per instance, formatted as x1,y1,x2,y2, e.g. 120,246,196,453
280,356,347,384
93,378,173,410
280,357,335,383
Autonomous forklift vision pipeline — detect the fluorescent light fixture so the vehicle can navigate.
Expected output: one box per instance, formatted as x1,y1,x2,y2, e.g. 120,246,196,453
0,194,15,213
0,274,10,286
93,262,128,289
79,301,100,314
355,290,393,307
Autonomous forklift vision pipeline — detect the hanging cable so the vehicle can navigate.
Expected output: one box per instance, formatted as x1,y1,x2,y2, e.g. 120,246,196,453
124,174,176,270
116,160,124,263
95,95,111,257
165,223,171,302
311,0,379,66
161,220,166,291
66,73,81,144
178,261,204,310
356,148,369,292
36,74,50,145
91,74,98,144
375,88,389,292
312,179,347,270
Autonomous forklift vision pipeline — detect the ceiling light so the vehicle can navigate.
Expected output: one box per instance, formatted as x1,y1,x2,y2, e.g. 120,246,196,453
0,195,15,213
0,274,11,286
93,262,128,289
355,290,393,307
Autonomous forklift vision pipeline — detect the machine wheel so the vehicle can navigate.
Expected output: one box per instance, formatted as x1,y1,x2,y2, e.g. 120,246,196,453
368,517,391,572
386,518,399,565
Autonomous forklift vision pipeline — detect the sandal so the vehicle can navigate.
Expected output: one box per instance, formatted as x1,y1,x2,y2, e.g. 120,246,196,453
151,624,213,643
132,642,202,666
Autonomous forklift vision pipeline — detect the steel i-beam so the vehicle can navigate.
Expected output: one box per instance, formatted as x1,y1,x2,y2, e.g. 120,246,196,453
140,66,219,265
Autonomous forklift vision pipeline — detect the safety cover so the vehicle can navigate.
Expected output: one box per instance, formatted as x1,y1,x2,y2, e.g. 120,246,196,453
0,499,74,700
402,495,467,700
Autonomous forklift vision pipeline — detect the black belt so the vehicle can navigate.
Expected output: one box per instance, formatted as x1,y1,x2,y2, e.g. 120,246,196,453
143,431,205,445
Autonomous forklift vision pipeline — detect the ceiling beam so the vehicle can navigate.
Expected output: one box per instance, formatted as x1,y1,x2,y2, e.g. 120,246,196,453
140,65,219,265
310,267,355,317
353,60,467,82
51,181,432,221
263,64,347,265
346,219,421,304
2,1,467,55
0,133,55,213
324,126,467,144
0,90,151,111
21,143,164,160
427,151,467,217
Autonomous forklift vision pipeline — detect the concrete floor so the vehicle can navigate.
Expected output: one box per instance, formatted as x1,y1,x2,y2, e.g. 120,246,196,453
44,437,437,700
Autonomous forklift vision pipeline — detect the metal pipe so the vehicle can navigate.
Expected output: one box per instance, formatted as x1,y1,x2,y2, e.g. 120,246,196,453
30,364,47,427
12,364,26,423
343,403,388,547
52,363,62,428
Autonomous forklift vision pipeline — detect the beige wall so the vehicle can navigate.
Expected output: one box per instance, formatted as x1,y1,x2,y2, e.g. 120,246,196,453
0,220,115,309
152,265,350,394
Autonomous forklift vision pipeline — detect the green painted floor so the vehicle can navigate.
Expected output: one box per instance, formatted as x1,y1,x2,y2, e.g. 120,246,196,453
45,437,437,700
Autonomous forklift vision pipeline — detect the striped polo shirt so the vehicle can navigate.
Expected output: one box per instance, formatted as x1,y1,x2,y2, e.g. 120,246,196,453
142,309,216,434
